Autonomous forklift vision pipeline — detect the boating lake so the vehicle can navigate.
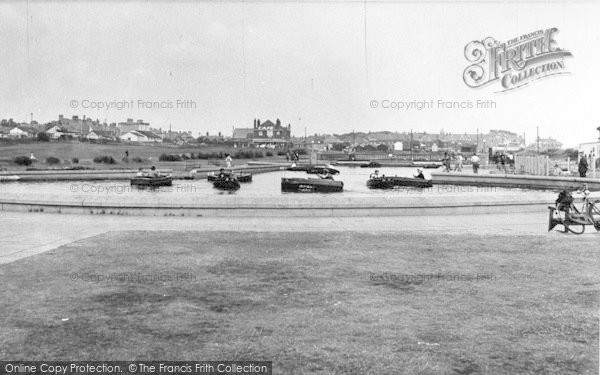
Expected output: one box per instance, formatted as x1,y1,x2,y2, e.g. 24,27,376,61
0,166,558,200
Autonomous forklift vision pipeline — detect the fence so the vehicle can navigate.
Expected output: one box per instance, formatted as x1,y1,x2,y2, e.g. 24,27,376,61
514,155,549,176
317,151,445,162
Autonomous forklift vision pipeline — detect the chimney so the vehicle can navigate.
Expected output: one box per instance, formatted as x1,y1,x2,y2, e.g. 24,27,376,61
253,119,256,128
276,118,281,127
257,119,260,127
206,131,209,136
597,126,600,141
218,132,221,137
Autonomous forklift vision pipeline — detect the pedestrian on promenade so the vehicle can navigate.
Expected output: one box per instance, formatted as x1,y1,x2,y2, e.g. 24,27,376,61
225,154,233,168
443,152,451,172
455,153,463,172
471,153,480,174
500,154,507,173
578,154,588,178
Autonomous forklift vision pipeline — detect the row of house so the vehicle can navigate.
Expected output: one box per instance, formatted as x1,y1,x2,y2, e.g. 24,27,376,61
0,115,177,143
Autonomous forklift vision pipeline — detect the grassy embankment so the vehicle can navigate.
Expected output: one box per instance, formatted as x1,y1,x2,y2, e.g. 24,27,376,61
0,142,288,170
0,231,597,374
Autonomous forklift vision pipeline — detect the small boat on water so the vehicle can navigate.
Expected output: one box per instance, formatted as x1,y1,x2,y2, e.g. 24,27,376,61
367,176,432,189
360,161,381,168
420,164,443,169
131,175,173,187
286,165,340,175
281,177,343,193
213,176,241,191
305,166,340,175
0,175,20,182
207,171,252,183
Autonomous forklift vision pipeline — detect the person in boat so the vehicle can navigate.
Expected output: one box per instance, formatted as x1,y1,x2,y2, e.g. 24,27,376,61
218,168,227,179
150,166,159,177
136,167,144,177
318,169,333,180
414,169,425,179
370,170,380,179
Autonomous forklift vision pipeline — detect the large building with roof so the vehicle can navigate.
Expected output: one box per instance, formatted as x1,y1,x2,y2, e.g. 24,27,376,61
251,118,291,148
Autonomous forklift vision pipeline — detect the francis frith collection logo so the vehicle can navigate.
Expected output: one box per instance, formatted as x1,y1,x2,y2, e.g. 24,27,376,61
463,28,572,92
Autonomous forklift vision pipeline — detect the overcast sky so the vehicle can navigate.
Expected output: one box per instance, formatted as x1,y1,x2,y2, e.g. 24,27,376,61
1,1,599,147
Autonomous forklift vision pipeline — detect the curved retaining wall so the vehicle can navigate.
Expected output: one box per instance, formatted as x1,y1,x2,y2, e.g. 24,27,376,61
431,172,600,191
0,193,555,217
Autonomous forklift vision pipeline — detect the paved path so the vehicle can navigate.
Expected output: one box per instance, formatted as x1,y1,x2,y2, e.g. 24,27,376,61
0,210,576,265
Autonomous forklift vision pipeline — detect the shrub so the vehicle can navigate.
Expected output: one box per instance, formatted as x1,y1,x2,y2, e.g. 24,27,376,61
158,153,182,162
37,132,50,142
132,157,143,163
266,151,273,157
13,156,32,166
93,155,116,164
72,157,79,164
277,151,286,156
46,156,61,165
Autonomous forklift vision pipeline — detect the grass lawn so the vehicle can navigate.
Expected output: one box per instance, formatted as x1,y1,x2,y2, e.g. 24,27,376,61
0,231,597,374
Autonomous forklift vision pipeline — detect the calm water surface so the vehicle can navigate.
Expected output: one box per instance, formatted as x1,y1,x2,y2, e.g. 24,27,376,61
1,166,555,199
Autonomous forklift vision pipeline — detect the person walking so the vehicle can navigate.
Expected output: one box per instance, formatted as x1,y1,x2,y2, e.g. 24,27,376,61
225,154,233,168
443,152,451,172
578,154,588,178
455,153,463,172
471,153,480,174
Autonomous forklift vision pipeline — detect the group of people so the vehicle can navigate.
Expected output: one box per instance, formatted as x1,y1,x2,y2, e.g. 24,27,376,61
441,152,463,172
441,152,481,173
491,152,515,172
285,151,300,162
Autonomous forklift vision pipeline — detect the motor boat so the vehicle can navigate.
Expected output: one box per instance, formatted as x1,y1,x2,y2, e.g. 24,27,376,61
213,175,241,191
207,171,252,183
131,174,173,187
360,161,381,168
281,177,343,193
367,176,432,189
286,165,340,175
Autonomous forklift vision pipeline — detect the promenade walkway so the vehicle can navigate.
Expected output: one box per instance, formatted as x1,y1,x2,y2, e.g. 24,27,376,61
0,210,567,265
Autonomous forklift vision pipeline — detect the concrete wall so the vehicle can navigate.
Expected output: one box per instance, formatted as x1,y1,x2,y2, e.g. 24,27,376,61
431,172,600,191
0,193,555,217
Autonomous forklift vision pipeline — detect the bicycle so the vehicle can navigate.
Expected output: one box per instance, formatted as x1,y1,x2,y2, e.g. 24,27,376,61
548,184,600,234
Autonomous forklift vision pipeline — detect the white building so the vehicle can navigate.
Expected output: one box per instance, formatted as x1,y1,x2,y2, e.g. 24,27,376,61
9,126,34,138
87,130,116,141
120,130,162,143
46,125,64,139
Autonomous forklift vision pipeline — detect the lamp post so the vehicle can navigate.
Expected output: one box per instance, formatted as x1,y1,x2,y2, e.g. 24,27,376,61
482,139,486,165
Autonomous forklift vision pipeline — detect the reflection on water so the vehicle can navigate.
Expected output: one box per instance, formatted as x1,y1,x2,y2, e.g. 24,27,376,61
1,166,553,199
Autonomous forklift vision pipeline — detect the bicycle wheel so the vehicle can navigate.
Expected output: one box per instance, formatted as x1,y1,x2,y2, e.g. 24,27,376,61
566,223,586,234
589,201,600,231
566,204,586,234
